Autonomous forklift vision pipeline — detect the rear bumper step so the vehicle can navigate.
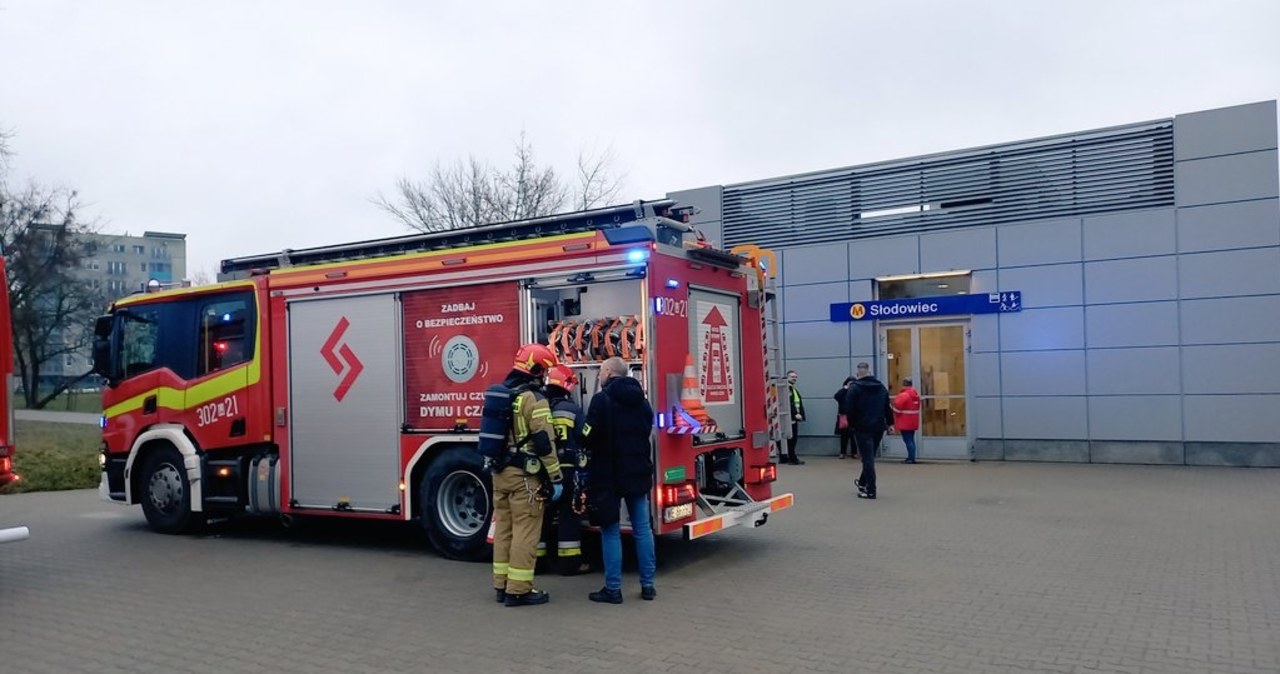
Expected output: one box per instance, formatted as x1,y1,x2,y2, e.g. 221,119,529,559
683,492,794,541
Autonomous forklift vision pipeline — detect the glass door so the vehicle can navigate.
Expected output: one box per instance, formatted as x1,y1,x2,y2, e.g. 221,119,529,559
879,323,970,459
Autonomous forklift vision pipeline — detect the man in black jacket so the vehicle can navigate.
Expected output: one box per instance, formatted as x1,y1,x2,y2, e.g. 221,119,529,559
843,362,894,500
583,357,657,604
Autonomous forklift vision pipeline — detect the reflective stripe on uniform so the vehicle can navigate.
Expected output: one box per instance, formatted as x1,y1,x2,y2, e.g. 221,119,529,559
557,547,582,557
557,540,580,549
493,562,509,576
507,566,535,582
581,422,592,437
543,459,562,474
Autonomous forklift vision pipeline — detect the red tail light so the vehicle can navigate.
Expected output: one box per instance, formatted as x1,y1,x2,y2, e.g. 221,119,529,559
660,481,696,506
747,464,777,484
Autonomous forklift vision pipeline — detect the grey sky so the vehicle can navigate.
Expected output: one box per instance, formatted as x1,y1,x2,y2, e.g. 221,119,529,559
2,1,1277,278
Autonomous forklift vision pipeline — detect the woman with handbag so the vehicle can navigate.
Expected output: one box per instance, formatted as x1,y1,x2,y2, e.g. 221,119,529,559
833,376,856,460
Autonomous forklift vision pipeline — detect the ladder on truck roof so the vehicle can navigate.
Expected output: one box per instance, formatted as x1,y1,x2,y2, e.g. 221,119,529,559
218,199,694,280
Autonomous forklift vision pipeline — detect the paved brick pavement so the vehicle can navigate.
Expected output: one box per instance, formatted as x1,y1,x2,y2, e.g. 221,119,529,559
2,460,1278,673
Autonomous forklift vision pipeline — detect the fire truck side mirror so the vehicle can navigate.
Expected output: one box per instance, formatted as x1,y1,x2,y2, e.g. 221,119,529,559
90,314,121,386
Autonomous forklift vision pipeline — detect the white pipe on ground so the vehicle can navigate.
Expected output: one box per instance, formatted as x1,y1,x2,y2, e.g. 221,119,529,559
0,526,30,544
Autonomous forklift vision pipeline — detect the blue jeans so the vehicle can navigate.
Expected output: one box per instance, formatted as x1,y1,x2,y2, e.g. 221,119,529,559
902,430,917,461
600,493,656,591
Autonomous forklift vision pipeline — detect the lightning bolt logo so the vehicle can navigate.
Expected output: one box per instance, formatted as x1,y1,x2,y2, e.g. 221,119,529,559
320,317,364,402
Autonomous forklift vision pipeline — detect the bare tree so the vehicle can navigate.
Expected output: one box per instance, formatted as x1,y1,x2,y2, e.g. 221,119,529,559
1,182,104,408
377,133,625,233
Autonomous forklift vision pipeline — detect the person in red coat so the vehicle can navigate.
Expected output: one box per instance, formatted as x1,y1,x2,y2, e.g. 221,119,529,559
892,378,921,464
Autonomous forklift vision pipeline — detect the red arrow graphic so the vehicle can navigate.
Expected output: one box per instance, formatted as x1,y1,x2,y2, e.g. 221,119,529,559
321,317,364,402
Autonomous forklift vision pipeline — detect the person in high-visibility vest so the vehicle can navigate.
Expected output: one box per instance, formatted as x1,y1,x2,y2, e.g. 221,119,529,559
785,370,806,465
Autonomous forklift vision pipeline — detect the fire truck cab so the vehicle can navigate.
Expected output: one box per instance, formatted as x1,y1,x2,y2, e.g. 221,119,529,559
92,200,792,560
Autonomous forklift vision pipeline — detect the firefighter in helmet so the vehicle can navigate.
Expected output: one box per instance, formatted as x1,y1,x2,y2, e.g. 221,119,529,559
492,343,564,607
541,364,591,576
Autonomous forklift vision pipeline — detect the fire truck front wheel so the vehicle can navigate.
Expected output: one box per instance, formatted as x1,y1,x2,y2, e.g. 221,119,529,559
138,445,201,534
420,447,491,561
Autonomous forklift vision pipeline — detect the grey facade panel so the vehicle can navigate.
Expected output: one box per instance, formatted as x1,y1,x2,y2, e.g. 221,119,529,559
1085,301,1180,348
999,307,1085,352
1174,100,1278,161
785,357,848,435
1082,208,1177,260
848,236,918,280
998,263,1083,308
1001,351,1087,396
782,282,847,322
780,244,849,286
1179,247,1280,299
972,269,999,295
783,321,849,360
997,217,1082,267
971,352,1001,397
849,320,875,359
919,227,997,272
1087,396,1183,442
1182,343,1280,395
1180,296,1280,345
970,313,999,353
1183,395,1280,443
1175,150,1280,207
1177,199,1280,253
1084,256,1179,304
1002,397,1089,440
972,396,1003,438
1086,347,1182,395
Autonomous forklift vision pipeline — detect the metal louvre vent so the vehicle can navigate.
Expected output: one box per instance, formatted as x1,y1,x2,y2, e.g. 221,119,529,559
722,122,1175,249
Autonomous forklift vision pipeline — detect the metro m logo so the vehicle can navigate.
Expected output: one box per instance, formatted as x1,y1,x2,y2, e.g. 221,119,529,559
320,317,364,402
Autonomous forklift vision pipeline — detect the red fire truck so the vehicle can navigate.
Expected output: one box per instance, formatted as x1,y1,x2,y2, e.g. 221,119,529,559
91,200,793,560
1,248,30,545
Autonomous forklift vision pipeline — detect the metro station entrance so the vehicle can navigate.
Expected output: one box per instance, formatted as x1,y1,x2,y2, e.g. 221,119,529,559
878,323,970,460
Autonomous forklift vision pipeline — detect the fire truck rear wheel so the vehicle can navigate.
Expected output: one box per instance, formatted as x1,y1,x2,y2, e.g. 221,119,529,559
420,447,491,561
139,445,201,534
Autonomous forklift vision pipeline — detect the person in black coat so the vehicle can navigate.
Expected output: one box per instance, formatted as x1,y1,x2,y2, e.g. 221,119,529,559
583,357,657,603
843,362,894,499
833,376,857,460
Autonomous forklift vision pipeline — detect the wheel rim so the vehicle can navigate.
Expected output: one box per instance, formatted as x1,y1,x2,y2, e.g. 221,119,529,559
436,470,488,539
147,462,184,515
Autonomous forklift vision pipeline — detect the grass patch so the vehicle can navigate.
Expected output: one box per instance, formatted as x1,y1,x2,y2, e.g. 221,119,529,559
1,420,101,494
19,390,103,413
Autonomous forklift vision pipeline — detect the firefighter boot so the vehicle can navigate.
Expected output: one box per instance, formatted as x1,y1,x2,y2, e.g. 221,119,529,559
504,589,550,607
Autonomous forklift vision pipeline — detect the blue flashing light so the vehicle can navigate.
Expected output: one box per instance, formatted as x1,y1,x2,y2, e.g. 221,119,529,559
627,248,649,264
99,415,107,430
222,313,232,322
665,278,680,289
657,412,666,428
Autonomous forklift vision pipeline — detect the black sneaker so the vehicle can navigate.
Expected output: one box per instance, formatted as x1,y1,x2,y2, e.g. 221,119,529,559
589,587,624,604
855,479,865,492
504,589,550,607
902,459,916,464
857,491,877,500
494,588,506,603
641,585,656,601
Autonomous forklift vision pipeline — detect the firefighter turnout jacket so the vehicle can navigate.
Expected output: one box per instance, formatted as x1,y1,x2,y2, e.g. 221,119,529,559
511,387,563,484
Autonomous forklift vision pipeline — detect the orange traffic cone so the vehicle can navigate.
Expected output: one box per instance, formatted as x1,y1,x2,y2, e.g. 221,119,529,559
679,354,716,428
